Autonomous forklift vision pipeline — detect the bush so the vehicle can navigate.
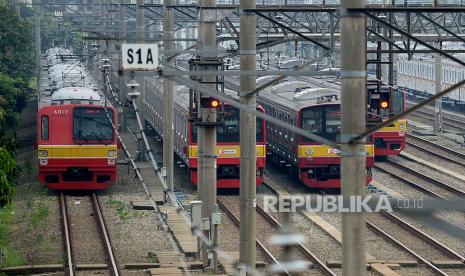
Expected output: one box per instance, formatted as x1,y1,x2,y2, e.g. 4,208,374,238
0,147,16,207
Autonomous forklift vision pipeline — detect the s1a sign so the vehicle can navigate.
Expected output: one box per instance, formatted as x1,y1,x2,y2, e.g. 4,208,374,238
122,43,159,71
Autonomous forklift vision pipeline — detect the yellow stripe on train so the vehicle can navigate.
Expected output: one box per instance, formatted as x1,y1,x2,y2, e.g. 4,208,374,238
297,144,375,158
377,119,407,133
38,145,117,158
189,145,266,158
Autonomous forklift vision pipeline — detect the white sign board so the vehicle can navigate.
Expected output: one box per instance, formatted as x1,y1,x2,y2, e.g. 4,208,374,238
122,43,158,71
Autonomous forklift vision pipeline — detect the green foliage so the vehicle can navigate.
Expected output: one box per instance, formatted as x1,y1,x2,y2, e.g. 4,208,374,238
0,205,25,268
0,2,35,205
0,148,16,207
106,198,146,220
27,203,49,231
0,3,34,80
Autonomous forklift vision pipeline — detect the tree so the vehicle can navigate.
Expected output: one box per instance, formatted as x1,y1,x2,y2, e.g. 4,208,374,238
0,3,34,81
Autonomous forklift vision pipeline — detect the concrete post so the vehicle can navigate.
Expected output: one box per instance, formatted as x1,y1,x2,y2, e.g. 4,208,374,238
119,0,127,130
136,0,145,157
434,43,443,133
340,1,367,276
35,0,41,94
163,0,175,199
199,0,217,268
16,0,20,17
239,0,257,273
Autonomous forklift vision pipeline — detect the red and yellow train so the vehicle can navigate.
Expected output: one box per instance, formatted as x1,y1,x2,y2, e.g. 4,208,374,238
38,49,117,190
143,80,266,188
258,83,374,188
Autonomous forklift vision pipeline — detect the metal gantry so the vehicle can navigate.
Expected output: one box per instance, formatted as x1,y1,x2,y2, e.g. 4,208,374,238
31,0,465,275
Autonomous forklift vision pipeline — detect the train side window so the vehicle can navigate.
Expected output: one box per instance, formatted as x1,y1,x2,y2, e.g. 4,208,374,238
41,116,49,140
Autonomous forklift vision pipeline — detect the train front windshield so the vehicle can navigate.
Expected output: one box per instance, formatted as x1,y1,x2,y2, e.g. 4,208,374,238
301,105,340,142
73,107,114,143
192,106,264,143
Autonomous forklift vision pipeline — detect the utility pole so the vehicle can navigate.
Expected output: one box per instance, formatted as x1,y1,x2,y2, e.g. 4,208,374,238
434,43,443,133
340,1,367,276
199,0,217,269
381,0,389,84
35,0,41,94
239,0,257,273
163,0,175,199
136,0,146,158
119,0,126,130
15,0,21,17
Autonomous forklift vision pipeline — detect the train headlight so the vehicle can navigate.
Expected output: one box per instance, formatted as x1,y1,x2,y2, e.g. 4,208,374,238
108,150,117,157
305,148,314,155
39,150,48,157
399,123,405,131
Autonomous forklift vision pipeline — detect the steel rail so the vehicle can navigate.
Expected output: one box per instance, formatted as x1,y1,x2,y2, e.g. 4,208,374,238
374,165,447,199
366,221,448,276
381,212,465,262
406,134,465,168
91,193,120,276
104,74,264,276
261,181,338,276
216,198,288,275
387,159,465,197
407,133,465,160
59,193,75,276
254,204,337,276
411,108,465,131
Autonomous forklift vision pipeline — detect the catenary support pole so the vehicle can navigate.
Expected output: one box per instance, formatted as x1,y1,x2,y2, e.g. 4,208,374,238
119,0,126,130
163,0,175,200
136,0,146,158
35,0,41,95
434,42,443,133
239,0,257,273
199,0,217,269
15,0,20,17
340,1,367,276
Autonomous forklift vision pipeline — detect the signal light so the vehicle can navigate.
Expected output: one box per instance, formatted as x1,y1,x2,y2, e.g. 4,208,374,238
200,98,221,108
380,100,389,109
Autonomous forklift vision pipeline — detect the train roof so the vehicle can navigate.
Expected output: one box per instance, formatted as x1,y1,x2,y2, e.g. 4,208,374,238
259,77,341,111
51,87,102,103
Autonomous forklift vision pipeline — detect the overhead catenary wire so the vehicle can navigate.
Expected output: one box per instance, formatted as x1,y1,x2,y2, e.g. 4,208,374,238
102,70,267,276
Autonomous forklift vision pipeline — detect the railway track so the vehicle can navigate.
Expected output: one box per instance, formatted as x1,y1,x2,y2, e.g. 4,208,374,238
217,196,335,276
406,133,465,168
263,170,465,275
407,102,465,132
375,160,465,199
59,192,120,276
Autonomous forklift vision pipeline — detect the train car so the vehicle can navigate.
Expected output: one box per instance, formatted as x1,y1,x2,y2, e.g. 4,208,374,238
295,76,407,157
143,78,266,189
37,48,118,190
258,82,374,189
397,56,465,112
366,82,407,157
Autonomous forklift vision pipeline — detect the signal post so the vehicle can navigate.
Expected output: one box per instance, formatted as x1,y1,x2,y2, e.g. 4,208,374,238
198,0,219,270
163,0,175,201
239,0,257,272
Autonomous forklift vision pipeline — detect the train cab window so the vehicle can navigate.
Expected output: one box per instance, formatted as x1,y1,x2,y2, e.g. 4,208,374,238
302,109,322,133
73,107,114,144
41,116,49,140
301,105,340,142
326,109,341,133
